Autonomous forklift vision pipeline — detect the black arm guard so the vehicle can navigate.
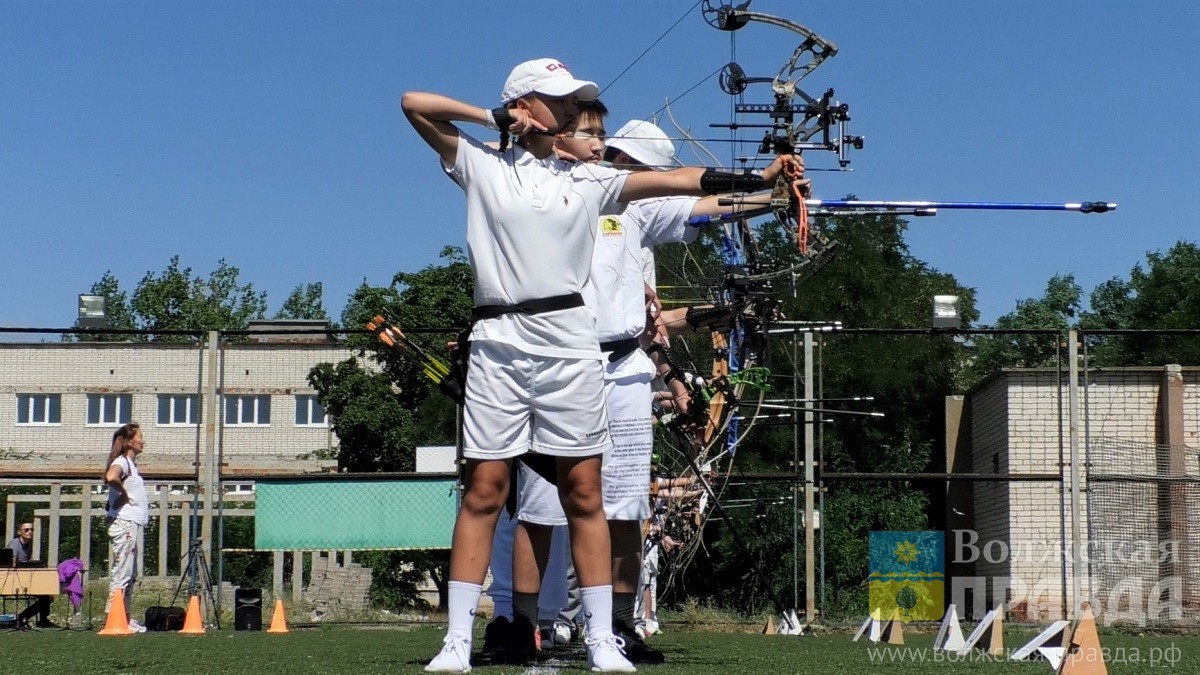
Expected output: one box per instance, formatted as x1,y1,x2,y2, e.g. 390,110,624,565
699,168,766,195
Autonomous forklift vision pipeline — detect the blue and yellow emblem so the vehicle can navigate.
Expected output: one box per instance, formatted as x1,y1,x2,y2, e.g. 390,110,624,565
868,531,944,621
599,216,623,236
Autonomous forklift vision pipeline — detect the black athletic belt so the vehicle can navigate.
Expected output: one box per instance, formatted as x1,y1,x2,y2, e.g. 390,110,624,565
600,337,641,363
471,292,585,322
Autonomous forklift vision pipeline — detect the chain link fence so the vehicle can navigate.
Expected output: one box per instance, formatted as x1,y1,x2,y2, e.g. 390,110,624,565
1,325,1198,628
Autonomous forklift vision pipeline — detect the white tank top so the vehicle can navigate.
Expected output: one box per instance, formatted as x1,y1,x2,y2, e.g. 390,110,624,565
107,455,149,525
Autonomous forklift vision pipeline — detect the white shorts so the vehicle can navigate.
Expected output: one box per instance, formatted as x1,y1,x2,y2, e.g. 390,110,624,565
463,340,611,460
518,369,653,524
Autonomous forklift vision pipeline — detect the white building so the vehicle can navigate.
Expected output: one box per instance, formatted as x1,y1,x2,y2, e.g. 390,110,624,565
948,365,1200,625
0,330,354,477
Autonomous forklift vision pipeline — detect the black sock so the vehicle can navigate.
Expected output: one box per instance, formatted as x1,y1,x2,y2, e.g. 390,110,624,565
613,592,636,628
513,592,539,626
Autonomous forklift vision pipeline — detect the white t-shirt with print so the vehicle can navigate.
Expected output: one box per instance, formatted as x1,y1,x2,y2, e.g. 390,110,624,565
450,132,629,359
582,196,698,378
582,197,698,342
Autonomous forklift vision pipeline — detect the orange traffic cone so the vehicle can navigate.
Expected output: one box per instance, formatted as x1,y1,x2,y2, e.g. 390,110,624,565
179,595,206,635
267,599,289,634
98,588,135,636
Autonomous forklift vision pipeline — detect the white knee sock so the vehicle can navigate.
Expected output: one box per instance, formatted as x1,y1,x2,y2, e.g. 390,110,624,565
580,584,615,640
448,580,483,638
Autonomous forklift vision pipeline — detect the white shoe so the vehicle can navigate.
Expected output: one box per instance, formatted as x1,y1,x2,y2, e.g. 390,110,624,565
552,621,575,646
644,619,660,636
586,634,636,673
425,632,472,673
128,619,147,633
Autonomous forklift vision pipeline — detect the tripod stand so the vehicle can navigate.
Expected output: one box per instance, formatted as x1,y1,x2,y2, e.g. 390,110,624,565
172,539,221,630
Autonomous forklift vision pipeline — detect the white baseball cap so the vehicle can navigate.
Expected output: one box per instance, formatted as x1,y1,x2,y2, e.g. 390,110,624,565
607,120,677,170
501,58,600,104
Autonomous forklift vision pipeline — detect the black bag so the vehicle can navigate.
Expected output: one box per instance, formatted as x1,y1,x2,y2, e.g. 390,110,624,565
144,606,186,631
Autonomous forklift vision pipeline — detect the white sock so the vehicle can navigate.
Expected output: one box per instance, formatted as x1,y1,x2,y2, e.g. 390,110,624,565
448,580,483,638
580,584,614,640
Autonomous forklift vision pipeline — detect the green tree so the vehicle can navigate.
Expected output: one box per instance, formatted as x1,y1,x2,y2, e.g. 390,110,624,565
1081,241,1200,365
307,358,419,472
965,274,1081,385
72,257,268,342
274,282,330,322
971,240,1200,371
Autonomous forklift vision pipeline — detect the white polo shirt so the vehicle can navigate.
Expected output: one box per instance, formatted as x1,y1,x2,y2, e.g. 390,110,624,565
450,132,629,359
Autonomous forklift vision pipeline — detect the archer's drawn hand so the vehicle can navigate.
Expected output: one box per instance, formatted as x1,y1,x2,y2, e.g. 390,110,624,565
505,108,547,137
645,284,662,321
668,378,692,418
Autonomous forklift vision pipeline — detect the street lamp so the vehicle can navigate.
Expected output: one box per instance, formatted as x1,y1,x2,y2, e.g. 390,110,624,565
931,295,962,329
77,294,109,329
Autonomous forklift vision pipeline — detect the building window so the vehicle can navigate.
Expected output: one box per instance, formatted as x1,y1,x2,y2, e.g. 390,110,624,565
224,395,271,426
294,395,328,427
86,394,132,426
16,394,61,425
157,394,199,426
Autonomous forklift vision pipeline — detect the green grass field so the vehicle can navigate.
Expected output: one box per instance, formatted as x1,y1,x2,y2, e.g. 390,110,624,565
4,623,1198,674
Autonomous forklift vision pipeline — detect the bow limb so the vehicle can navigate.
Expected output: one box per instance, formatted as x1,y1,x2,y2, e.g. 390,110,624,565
702,2,838,96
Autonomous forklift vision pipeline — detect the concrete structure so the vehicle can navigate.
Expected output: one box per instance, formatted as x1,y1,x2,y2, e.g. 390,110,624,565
949,366,1200,625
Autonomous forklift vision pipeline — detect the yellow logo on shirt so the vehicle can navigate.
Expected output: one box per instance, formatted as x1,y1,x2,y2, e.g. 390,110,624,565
600,216,623,236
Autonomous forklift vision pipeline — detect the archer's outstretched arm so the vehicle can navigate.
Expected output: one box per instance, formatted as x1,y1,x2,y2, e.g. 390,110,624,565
620,154,797,202
689,154,809,217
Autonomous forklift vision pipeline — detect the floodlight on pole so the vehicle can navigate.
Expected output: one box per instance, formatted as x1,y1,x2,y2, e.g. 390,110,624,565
77,294,109,329
931,295,962,329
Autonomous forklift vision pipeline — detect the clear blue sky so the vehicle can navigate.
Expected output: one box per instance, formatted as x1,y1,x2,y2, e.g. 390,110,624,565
2,1,1196,329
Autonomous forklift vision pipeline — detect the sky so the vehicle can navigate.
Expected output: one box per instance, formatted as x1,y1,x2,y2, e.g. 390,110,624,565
2,1,1196,330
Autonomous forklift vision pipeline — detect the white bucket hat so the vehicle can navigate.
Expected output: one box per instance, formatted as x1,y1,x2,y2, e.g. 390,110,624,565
501,58,599,104
607,120,677,170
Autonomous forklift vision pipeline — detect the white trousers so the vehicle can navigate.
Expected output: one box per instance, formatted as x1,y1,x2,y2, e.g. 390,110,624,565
106,518,142,616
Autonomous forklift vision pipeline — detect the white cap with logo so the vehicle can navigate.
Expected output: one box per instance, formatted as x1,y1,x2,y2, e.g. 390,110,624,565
501,58,600,104
607,120,677,171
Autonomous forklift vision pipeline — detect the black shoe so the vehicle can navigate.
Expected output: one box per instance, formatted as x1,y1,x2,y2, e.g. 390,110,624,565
480,616,510,662
493,615,539,666
615,619,665,664
34,619,59,629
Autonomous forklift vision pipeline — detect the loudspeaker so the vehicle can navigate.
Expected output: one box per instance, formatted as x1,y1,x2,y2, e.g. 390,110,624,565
234,588,263,631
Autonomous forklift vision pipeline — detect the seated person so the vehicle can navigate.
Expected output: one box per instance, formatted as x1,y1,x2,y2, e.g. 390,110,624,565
7,523,55,628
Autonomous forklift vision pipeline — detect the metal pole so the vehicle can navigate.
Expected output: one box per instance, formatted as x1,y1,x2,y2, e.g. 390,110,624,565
201,331,219,570
1067,329,1082,618
792,322,800,611
817,335,826,622
804,332,815,623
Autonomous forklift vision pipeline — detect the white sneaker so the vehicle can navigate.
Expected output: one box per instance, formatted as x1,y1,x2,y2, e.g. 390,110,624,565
586,634,636,673
552,621,575,646
128,619,147,633
644,619,660,636
425,632,472,673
